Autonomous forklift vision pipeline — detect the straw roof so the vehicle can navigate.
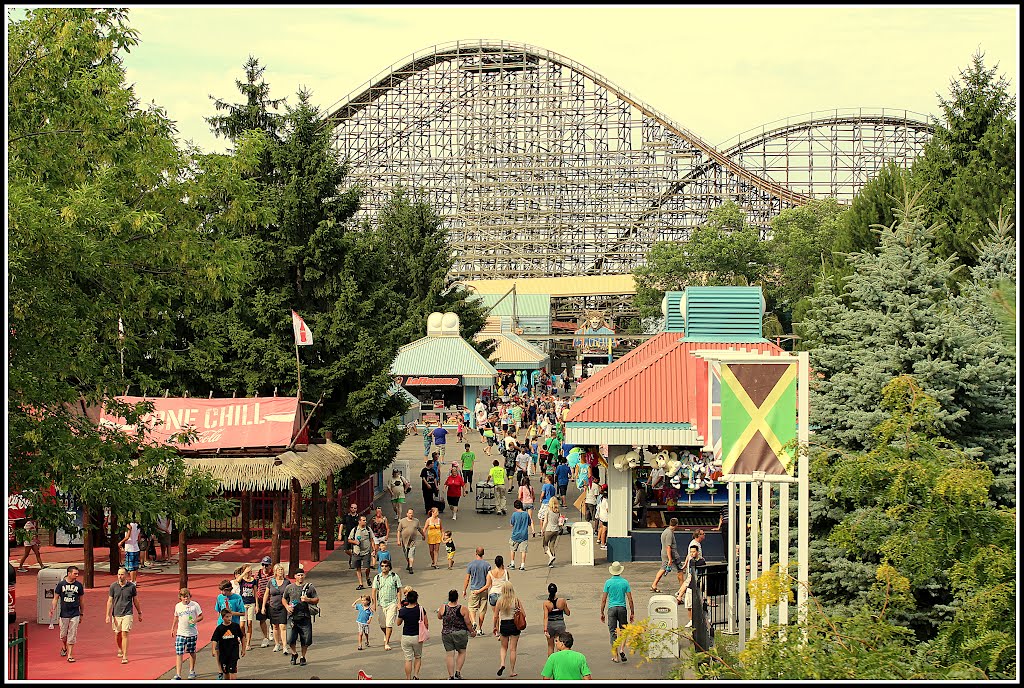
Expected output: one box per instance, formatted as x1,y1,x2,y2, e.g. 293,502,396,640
184,440,357,491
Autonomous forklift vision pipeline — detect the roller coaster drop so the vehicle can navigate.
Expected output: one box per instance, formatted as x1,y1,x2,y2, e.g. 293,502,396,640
326,41,935,280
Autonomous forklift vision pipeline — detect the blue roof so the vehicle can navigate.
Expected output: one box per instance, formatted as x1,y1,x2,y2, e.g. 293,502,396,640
391,335,498,379
681,287,764,341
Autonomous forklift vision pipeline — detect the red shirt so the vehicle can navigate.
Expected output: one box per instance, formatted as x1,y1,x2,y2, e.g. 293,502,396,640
444,474,466,498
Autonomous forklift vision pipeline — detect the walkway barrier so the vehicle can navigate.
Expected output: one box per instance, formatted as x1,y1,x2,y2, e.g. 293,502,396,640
694,563,728,630
8,621,28,680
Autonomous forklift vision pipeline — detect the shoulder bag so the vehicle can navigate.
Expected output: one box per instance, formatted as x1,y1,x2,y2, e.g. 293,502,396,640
302,584,321,620
417,605,430,642
513,600,527,631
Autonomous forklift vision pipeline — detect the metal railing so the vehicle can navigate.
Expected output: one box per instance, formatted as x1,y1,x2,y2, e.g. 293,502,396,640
8,621,28,680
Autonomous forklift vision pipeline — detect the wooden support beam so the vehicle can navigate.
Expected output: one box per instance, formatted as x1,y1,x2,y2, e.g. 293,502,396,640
178,530,188,590
108,512,119,576
288,478,301,577
272,493,282,564
325,473,336,551
311,480,320,563
240,490,251,549
82,505,94,589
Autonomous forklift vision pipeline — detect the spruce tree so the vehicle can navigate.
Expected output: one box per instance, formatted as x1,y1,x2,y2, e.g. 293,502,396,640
801,185,1016,507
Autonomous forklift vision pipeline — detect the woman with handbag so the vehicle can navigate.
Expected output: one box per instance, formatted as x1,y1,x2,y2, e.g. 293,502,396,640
492,581,524,678
541,582,571,656
424,507,444,569
397,589,427,680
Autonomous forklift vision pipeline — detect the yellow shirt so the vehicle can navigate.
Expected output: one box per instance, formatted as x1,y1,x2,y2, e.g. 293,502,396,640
489,465,507,486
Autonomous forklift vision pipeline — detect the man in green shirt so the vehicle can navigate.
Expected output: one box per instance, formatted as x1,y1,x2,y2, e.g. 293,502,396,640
460,443,476,493
488,459,508,515
541,631,592,680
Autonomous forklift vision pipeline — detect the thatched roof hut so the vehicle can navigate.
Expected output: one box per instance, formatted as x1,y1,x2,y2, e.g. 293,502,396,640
184,440,356,491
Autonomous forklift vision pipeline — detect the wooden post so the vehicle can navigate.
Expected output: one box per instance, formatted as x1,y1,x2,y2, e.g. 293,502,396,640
311,480,320,563
178,530,188,590
108,511,119,576
325,473,336,551
82,505,94,589
271,492,283,564
289,478,301,577
240,490,251,549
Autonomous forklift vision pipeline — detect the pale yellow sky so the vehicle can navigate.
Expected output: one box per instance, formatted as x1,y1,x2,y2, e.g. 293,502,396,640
32,5,1024,153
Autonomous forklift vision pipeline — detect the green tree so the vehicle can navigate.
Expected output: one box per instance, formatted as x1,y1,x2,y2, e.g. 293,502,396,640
206,55,287,143
7,8,239,544
800,186,1015,507
831,161,910,257
633,202,771,320
912,51,1016,266
766,198,843,331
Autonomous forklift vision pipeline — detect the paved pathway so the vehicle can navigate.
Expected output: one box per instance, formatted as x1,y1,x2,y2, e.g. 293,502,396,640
156,431,692,680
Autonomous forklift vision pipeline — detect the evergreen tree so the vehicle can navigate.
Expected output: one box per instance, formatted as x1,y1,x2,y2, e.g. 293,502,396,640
801,185,1016,506
206,55,286,143
831,161,910,257
912,51,1016,266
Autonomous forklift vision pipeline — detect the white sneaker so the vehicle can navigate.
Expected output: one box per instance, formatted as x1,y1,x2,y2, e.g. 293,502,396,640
260,639,270,648
519,564,525,570
453,512,457,521
685,620,693,628
272,644,280,652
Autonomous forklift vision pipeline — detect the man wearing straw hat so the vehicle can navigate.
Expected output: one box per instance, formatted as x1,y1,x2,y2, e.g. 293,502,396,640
599,562,634,664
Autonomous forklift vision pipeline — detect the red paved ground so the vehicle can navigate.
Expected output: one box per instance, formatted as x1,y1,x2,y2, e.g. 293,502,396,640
9,537,330,680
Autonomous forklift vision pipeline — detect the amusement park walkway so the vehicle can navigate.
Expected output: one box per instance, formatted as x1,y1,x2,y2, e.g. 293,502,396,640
11,432,695,681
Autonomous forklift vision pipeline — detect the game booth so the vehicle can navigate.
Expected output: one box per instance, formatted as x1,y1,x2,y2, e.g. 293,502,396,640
391,311,499,428
564,287,791,563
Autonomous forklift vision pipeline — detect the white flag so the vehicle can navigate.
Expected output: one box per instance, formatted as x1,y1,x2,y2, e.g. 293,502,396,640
291,310,314,346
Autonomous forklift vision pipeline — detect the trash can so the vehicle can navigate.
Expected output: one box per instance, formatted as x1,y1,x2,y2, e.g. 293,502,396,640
570,521,594,566
37,568,65,624
646,594,679,658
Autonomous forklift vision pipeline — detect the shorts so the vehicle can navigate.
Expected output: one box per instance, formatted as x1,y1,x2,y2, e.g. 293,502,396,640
683,588,693,609
403,543,417,560
546,620,566,637
379,603,399,629
124,550,140,571
218,654,239,675
467,590,485,613
488,592,500,607
522,502,534,513
486,435,496,446
442,629,469,652
585,503,596,521
498,618,521,637
392,494,406,504
446,550,455,561
356,621,369,637
175,634,198,655
288,619,313,648
243,603,256,623
159,532,173,549
111,614,134,633
353,553,372,570
400,635,423,660
58,616,81,645
268,605,288,626
509,538,528,553
556,483,568,497
446,495,461,508
255,608,268,622
437,445,447,456
662,557,684,573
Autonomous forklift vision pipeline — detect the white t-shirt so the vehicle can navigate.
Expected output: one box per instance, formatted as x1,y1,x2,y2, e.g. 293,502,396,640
597,497,609,522
124,523,141,553
174,600,203,637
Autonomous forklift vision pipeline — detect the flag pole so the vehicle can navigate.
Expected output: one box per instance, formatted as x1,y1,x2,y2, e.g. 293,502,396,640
295,340,302,398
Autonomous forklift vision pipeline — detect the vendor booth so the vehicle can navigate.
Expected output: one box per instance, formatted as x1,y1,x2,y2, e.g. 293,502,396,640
391,312,498,428
565,287,790,562
474,328,549,389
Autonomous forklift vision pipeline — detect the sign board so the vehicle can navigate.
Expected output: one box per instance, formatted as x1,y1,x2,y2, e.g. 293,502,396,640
99,396,299,451
421,412,440,425
432,399,446,409
396,376,462,387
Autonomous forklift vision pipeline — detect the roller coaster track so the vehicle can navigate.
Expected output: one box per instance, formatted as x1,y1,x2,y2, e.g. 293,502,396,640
324,40,934,279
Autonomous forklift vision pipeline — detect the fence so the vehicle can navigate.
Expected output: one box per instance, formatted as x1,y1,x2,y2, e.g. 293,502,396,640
199,475,380,540
8,622,28,680
694,563,728,630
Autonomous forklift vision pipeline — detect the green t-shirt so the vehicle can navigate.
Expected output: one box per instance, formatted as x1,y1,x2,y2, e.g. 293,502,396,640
541,649,591,680
489,465,506,486
461,451,476,471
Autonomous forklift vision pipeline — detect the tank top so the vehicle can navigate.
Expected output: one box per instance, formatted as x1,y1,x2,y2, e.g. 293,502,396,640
546,601,565,625
370,518,388,539
441,604,469,634
489,568,509,595
239,578,256,605
518,485,534,504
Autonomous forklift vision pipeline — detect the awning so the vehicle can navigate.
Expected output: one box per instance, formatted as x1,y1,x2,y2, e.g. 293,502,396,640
474,331,548,369
184,440,357,492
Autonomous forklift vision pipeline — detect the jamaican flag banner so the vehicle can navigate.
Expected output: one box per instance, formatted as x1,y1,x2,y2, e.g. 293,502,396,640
720,362,797,476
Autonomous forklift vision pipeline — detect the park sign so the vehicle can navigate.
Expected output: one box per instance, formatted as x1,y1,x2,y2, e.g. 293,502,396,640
395,376,462,386
720,362,797,476
98,396,300,451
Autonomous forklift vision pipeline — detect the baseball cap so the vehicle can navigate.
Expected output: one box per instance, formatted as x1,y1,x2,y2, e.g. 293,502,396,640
261,556,272,565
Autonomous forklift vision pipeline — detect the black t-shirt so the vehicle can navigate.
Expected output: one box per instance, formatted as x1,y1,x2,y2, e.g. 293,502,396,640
55,579,84,618
397,604,423,636
211,621,244,657
420,467,437,492
239,578,257,605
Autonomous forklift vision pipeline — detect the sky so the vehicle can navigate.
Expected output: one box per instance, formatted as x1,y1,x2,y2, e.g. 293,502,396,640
10,5,1021,154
